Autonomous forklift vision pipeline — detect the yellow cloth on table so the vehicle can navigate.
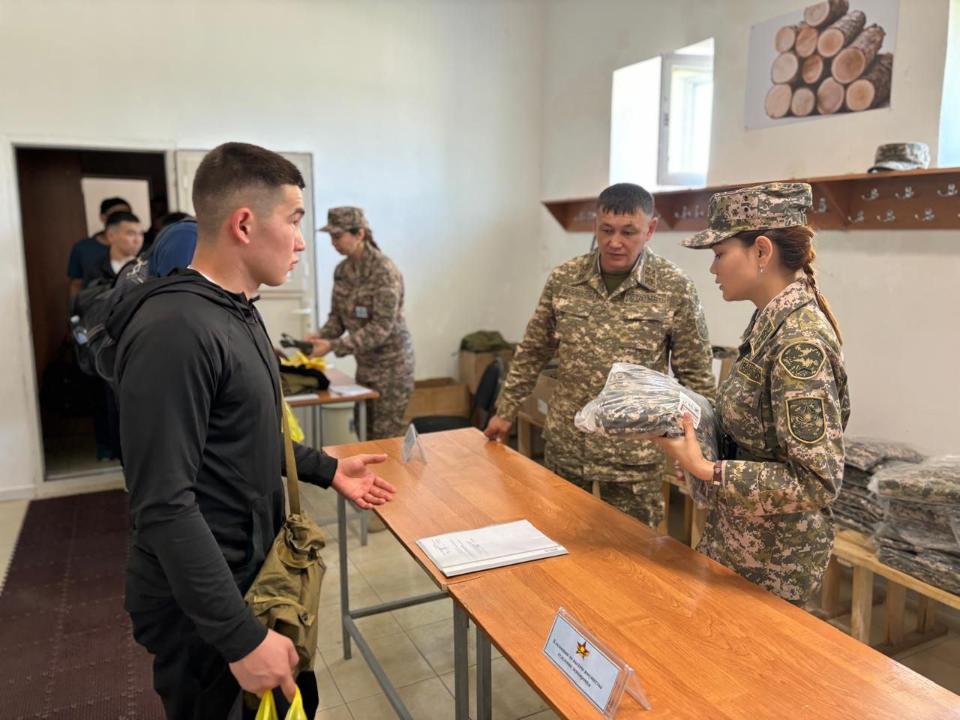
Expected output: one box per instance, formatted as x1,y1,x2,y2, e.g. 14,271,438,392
280,351,327,372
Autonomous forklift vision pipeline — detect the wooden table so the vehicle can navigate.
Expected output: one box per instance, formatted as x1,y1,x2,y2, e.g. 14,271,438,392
450,542,960,719
324,428,661,719
286,368,380,431
325,429,960,720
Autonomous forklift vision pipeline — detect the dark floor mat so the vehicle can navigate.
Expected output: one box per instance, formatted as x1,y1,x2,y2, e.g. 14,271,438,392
0,491,163,718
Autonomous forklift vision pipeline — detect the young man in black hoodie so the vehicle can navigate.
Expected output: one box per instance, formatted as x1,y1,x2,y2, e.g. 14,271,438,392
110,142,397,719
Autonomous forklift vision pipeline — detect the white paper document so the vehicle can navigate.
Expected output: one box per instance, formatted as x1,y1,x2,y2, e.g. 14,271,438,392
417,520,567,577
285,392,319,402
330,384,369,397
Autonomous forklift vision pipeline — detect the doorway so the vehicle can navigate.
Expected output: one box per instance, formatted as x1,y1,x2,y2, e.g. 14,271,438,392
15,147,170,480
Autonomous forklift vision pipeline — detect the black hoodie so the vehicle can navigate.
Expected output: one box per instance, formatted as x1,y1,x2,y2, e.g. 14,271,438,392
109,270,338,663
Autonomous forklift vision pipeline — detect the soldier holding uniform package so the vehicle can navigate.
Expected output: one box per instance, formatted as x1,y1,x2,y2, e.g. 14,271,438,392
486,183,716,529
654,182,850,605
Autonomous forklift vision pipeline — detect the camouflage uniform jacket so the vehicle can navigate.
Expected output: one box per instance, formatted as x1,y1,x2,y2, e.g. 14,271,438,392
317,245,414,372
496,249,716,483
701,280,850,603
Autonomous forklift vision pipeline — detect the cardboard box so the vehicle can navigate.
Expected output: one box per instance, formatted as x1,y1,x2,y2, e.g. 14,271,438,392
403,378,470,424
519,368,558,426
459,349,514,395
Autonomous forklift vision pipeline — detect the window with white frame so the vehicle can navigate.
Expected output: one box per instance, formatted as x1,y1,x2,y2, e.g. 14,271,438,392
610,39,714,189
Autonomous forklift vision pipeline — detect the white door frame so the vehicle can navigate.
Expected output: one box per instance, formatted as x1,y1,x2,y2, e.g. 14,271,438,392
1,134,175,499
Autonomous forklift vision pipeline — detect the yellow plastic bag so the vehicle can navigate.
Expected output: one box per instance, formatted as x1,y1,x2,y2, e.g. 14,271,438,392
254,687,308,720
283,401,305,443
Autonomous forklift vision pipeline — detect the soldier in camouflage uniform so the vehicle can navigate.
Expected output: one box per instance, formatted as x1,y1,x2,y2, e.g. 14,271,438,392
654,182,850,605
486,184,716,528
310,207,414,440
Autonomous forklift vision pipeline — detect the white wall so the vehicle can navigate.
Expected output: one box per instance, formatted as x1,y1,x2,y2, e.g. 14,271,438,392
0,0,544,495
537,0,960,455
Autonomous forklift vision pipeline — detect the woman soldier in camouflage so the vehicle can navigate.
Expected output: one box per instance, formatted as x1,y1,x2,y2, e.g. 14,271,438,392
654,183,850,605
309,207,415,439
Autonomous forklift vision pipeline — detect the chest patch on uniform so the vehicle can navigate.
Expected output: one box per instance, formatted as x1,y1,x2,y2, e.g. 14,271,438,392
355,306,369,319
736,358,763,385
786,397,826,444
779,342,825,380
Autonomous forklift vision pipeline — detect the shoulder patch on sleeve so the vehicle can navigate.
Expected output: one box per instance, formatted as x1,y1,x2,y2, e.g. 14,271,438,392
695,302,710,341
786,397,826,444
778,341,826,380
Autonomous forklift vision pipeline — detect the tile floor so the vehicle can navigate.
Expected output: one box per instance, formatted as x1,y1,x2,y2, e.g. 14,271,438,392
1,483,957,719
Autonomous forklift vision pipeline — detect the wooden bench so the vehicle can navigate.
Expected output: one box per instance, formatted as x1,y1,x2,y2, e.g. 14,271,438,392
820,529,959,654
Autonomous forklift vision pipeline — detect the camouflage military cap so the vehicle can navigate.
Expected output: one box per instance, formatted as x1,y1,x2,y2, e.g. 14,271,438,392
319,206,370,233
868,142,931,173
682,182,812,249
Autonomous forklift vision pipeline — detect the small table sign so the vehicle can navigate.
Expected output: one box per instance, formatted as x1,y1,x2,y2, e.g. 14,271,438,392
542,607,650,717
402,423,427,464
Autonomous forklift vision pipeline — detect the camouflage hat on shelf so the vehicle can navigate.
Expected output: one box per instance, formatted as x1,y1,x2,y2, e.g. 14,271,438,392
868,142,931,173
682,182,812,249
319,206,370,233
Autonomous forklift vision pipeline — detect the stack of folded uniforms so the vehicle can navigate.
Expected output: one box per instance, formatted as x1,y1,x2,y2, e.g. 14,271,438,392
575,363,718,505
869,455,960,594
836,439,925,534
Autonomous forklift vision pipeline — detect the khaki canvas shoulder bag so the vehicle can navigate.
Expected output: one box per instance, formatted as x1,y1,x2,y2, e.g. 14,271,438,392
244,396,327,671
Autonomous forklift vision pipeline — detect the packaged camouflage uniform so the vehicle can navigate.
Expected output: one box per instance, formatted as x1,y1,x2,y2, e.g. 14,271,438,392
682,183,850,605
867,455,960,591
574,363,719,506
869,455,960,504
834,438,925,534
495,247,716,528
843,438,925,473
317,208,415,440
877,541,960,595
575,363,709,437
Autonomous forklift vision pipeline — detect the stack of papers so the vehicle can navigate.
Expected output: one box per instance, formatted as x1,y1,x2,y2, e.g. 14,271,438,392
417,520,567,577
330,384,370,397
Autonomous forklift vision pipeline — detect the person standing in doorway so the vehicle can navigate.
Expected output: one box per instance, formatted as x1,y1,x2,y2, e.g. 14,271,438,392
67,196,131,296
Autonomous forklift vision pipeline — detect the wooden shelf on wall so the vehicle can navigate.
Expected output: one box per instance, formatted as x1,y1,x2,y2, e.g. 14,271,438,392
543,167,960,233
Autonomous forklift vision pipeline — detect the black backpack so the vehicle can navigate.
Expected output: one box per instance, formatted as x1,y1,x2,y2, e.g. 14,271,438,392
69,255,151,381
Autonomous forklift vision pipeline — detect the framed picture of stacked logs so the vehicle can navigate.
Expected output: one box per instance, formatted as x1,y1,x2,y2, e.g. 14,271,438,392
745,0,898,129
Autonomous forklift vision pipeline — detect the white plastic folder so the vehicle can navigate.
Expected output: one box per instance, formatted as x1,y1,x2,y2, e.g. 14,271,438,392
417,520,567,577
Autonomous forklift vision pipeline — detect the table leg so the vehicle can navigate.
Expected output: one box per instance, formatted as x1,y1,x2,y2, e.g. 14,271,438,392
884,581,907,646
851,566,874,643
820,555,843,618
337,494,351,659
453,603,470,720
476,626,493,720
357,399,368,442
356,399,369,546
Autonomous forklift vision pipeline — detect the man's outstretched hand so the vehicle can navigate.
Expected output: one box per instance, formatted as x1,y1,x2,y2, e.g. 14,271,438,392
331,453,396,508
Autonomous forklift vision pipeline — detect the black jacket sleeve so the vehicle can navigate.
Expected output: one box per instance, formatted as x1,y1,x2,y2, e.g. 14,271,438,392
117,313,267,663
286,441,338,488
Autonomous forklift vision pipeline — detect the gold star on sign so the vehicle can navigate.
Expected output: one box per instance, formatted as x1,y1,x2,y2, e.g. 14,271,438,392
576,641,589,658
